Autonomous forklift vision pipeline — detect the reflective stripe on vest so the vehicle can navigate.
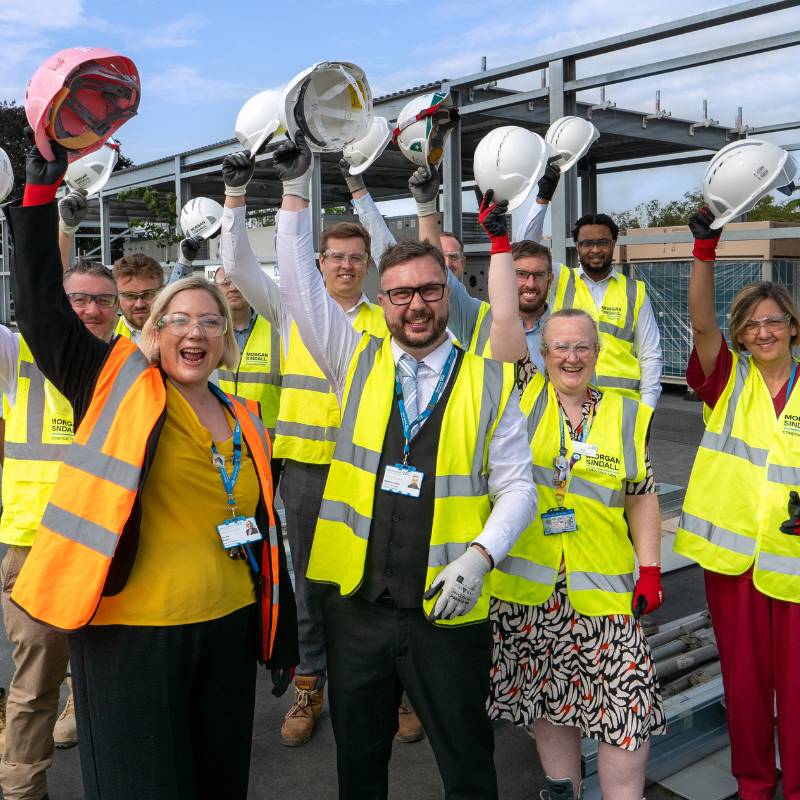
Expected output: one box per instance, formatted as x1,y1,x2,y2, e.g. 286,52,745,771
0,339,74,547
553,267,643,398
492,375,650,614
467,302,492,358
307,335,515,626
11,338,283,651
216,315,283,431
273,302,387,464
675,353,800,601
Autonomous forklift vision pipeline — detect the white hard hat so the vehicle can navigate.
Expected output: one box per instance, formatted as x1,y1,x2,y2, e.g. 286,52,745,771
343,116,391,175
703,138,799,229
393,90,457,171
64,137,120,196
281,62,372,153
180,197,224,239
235,89,285,157
545,116,599,172
473,126,555,211
0,148,13,202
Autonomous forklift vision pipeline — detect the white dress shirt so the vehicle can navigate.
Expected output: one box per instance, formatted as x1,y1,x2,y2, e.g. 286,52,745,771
0,326,20,408
515,202,663,408
277,206,536,565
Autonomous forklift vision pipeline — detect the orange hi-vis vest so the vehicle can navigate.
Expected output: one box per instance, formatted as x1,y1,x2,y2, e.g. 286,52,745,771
11,337,283,660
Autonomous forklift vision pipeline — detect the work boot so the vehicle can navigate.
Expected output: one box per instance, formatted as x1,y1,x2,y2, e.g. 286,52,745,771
0,687,6,756
539,776,583,800
53,678,78,748
395,702,424,743
280,676,324,747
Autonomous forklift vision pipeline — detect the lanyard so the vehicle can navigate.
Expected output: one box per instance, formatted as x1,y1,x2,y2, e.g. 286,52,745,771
395,346,457,465
209,383,242,518
553,399,594,507
787,361,798,405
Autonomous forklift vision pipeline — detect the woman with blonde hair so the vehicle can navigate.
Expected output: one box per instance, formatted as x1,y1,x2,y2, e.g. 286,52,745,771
675,207,800,800
3,144,297,800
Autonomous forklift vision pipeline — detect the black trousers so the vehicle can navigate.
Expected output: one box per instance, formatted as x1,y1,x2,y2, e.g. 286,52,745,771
69,605,258,800
323,591,497,800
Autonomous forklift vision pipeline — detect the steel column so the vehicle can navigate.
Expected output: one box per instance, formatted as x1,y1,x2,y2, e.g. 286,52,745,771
442,88,463,239
0,214,10,325
99,193,112,265
311,153,323,253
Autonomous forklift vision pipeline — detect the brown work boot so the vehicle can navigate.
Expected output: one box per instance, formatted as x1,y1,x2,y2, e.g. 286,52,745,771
0,687,6,756
53,678,78,748
280,676,324,747
395,702,424,743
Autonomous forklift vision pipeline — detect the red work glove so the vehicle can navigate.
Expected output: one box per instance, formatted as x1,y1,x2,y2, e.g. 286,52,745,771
475,187,511,254
632,565,663,618
22,138,68,207
779,490,800,535
689,206,721,262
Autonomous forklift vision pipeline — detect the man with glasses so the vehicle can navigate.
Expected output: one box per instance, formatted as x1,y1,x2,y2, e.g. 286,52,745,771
512,240,553,372
112,253,164,344
0,258,117,800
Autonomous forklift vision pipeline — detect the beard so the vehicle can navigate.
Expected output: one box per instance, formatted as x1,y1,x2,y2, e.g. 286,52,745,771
578,249,614,279
387,306,449,351
518,288,546,316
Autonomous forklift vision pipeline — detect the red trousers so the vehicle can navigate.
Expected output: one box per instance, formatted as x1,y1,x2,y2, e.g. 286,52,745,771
705,568,800,800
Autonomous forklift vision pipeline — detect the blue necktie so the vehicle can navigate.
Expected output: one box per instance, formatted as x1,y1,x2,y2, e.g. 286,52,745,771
397,354,421,439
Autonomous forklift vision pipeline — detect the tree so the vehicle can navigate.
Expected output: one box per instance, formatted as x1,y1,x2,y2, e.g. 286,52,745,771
0,101,28,199
116,186,179,249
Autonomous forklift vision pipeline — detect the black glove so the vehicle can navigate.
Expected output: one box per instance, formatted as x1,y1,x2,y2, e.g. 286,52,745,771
409,166,439,217
780,490,800,536
274,132,312,199
58,189,88,234
475,187,510,253
536,162,561,202
179,235,204,266
271,667,295,697
23,142,68,205
222,151,255,197
689,206,721,262
339,157,366,195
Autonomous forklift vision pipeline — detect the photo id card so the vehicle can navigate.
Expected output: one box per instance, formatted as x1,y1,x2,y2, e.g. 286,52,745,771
381,464,424,498
542,507,578,535
216,515,264,550
571,441,598,458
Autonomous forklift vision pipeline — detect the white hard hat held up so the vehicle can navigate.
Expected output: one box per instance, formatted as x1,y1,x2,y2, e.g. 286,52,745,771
473,126,555,211
0,148,14,202
180,197,224,239
65,137,120,196
545,116,599,172
393,90,458,171
703,139,798,229
343,117,392,175
235,90,285,158
281,62,373,153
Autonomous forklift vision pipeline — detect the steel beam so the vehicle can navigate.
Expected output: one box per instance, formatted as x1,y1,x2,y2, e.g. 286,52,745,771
749,119,800,133
311,153,323,253
442,88,464,239
449,0,800,89
459,87,549,117
596,154,712,174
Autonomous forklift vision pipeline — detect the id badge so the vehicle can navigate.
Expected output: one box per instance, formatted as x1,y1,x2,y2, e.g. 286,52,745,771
381,464,424,498
542,507,578,535
572,441,597,457
216,515,264,550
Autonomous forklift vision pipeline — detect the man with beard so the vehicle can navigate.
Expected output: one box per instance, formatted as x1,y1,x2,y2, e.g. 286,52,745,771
511,240,552,372
276,133,535,799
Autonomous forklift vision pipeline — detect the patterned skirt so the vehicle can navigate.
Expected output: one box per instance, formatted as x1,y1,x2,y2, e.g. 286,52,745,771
488,575,667,751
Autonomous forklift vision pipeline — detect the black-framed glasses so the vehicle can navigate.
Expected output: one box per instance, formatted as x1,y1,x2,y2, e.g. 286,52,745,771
576,238,614,250
67,292,118,308
118,289,160,303
515,269,550,283
382,283,446,306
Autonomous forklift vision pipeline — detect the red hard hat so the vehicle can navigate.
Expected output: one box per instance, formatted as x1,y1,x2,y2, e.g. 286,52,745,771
25,47,140,162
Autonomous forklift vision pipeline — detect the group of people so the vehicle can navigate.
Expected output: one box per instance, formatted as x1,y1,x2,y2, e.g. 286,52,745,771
0,110,795,800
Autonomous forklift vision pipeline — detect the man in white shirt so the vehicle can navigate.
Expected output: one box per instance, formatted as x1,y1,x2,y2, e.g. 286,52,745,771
277,133,536,799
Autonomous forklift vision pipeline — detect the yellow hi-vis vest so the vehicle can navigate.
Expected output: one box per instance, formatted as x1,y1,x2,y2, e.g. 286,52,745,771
492,374,651,615
114,316,134,339
273,302,387,464
675,354,800,602
307,335,515,625
551,267,645,399
216,315,283,432
0,338,75,547
467,301,493,358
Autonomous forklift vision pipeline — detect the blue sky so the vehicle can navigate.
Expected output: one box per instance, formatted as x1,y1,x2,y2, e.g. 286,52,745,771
1,0,799,219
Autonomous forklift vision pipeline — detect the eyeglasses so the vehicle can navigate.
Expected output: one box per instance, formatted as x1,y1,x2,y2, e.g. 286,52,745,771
322,251,369,266
742,314,791,334
67,292,118,308
543,341,597,358
515,269,550,283
576,238,614,250
214,277,234,288
382,283,446,306
157,313,228,337
119,289,160,303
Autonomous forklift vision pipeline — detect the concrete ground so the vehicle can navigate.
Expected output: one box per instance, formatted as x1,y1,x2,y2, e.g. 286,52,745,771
0,386,733,799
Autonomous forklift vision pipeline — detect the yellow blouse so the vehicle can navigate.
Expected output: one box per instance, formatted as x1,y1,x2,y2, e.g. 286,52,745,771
92,381,258,626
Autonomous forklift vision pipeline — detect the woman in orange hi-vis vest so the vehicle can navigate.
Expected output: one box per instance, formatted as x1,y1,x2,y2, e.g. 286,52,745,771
5,143,298,800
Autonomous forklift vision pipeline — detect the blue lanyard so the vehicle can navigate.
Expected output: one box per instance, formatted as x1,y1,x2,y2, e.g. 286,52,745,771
209,383,242,518
553,399,594,506
394,346,457,465
786,361,798,405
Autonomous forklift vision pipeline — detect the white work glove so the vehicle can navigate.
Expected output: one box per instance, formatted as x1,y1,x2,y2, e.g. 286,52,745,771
409,166,439,218
338,157,365,195
58,189,88,236
222,151,255,197
274,131,312,201
423,545,491,622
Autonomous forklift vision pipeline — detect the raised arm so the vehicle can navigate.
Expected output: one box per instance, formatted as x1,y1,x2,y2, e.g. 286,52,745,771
687,208,723,377
275,135,360,398
167,235,203,285
57,189,88,271
409,167,442,251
